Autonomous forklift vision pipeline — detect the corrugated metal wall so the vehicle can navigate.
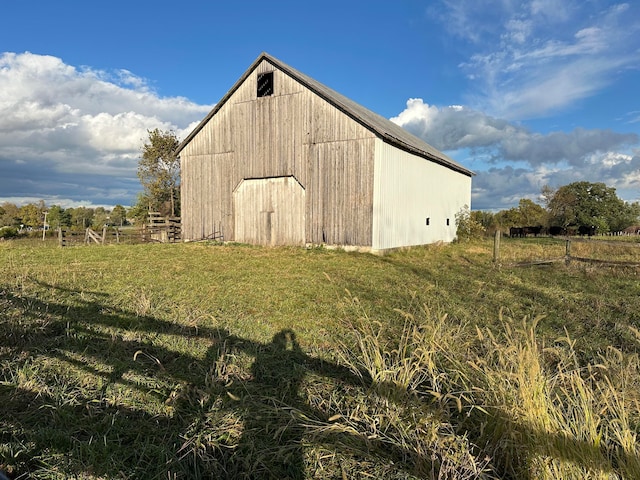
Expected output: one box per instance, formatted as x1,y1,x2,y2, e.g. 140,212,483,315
372,139,472,250
180,59,376,245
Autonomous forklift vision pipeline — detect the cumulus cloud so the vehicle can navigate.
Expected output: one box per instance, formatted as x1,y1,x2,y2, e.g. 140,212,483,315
0,52,211,207
391,98,521,151
392,98,638,162
420,1,640,209
392,98,640,210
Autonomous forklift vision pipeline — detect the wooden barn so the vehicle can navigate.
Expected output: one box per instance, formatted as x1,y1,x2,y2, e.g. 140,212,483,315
177,53,473,252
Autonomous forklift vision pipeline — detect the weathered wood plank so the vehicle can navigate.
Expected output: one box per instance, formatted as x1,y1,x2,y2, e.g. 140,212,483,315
180,61,376,245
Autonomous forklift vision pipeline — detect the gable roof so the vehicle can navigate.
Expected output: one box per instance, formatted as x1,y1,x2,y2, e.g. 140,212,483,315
177,52,473,177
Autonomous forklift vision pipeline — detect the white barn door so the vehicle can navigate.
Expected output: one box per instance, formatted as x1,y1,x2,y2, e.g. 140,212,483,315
234,176,306,246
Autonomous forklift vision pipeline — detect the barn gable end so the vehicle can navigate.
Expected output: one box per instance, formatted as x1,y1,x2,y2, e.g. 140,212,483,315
178,53,472,250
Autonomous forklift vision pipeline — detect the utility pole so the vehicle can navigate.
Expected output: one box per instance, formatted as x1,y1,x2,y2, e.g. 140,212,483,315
42,211,49,241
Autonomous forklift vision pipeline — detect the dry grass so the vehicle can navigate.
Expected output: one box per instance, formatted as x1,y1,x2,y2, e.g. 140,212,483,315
0,239,639,478
336,300,640,479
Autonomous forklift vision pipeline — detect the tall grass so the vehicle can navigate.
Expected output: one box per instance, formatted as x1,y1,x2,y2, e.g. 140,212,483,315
335,296,640,479
1,240,639,478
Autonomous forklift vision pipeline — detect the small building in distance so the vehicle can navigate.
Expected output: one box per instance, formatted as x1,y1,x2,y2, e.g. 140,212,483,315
177,52,473,252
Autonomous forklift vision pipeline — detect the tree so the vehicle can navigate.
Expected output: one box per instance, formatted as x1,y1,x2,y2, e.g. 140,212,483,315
128,193,153,226
494,198,546,228
516,199,547,226
92,207,110,229
19,203,42,228
48,205,72,229
138,129,180,217
70,207,94,229
545,181,637,233
110,204,127,227
0,202,20,227
471,210,498,233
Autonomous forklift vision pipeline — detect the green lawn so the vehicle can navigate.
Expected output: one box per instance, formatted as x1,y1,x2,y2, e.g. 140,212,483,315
1,239,639,479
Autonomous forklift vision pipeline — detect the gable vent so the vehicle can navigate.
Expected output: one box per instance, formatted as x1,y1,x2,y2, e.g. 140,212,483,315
257,71,274,97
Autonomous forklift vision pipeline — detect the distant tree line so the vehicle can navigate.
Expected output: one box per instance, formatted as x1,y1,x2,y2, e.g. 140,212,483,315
0,201,132,233
0,129,182,239
467,181,640,237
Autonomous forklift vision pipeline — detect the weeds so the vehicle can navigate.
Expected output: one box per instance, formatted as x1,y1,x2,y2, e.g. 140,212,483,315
335,296,640,479
1,240,639,478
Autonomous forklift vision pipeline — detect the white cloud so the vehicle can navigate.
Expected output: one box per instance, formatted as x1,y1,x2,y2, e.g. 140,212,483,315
392,98,640,210
0,52,211,206
530,0,574,21
438,1,640,119
392,98,638,162
471,150,640,210
391,98,521,151
503,18,533,44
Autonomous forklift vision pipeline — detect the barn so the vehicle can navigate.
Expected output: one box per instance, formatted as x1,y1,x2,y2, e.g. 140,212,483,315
176,52,473,252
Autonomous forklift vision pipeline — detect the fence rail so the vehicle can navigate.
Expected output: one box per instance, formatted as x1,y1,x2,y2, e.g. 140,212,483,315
493,231,640,268
55,215,183,247
57,227,143,246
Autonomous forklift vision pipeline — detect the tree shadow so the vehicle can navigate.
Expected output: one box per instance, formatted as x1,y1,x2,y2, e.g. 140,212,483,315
0,283,418,479
2,280,637,479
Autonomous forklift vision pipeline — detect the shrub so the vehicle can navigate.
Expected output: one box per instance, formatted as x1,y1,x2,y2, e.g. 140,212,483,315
0,226,19,239
455,205,486,241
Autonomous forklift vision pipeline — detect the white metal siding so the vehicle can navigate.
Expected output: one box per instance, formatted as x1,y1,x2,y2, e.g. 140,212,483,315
372,139,472,250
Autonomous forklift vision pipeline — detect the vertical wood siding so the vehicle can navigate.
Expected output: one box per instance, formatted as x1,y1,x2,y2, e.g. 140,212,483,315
180,58,377,246
307,138,375,245
372,139,472,250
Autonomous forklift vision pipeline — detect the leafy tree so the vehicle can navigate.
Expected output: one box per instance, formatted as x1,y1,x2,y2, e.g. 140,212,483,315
0,202,20,227
70,207,94,229
494,207,520,228
495,198,546,228
111,204,128,226
19,203,42,228
48,205,72,229
92,207,110,229
469,210,501,235
545,181,637,233
516,199,547,226
138,129,180,217
128,193,154,225
471,210,495,229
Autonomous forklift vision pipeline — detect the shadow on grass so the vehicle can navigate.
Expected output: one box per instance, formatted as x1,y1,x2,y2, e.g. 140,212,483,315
0,283,425,479
2,280,637,479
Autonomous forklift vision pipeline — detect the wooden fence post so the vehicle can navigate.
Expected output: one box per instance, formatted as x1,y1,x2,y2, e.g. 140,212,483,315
58,227,65,247
565,239,572,265
493,230,501,263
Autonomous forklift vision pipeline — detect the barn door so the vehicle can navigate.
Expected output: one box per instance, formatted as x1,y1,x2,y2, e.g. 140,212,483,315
234,176,305,246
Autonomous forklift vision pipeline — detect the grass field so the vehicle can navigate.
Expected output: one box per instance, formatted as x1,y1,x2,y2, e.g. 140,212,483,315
1,238,639,479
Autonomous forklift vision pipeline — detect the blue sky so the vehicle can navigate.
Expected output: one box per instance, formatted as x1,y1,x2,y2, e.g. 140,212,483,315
1,0,639,211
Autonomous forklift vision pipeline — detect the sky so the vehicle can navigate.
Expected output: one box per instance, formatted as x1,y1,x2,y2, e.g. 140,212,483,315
0,0,639,211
